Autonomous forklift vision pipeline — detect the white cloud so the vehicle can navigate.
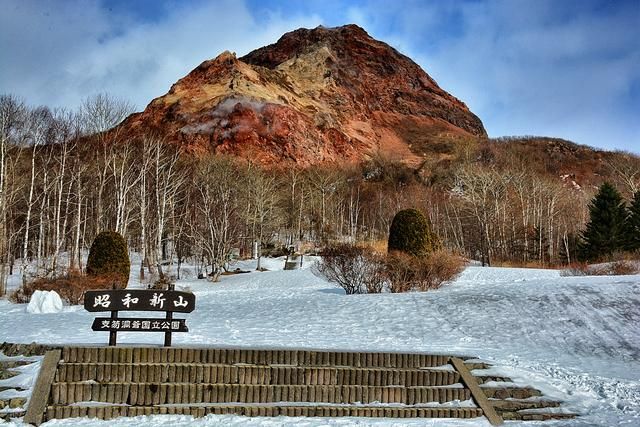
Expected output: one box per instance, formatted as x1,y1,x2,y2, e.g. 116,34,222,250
0,0,321,110
345,0,640,153
1,0,637,153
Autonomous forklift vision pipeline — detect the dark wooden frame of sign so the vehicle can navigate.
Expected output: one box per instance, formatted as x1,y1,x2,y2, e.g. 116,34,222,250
84,288,195,347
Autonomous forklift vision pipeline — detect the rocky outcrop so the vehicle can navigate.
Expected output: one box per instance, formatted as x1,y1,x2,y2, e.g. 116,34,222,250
120,25,486,166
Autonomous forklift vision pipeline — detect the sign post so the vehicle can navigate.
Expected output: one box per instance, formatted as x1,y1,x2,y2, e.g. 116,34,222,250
83,289,196,347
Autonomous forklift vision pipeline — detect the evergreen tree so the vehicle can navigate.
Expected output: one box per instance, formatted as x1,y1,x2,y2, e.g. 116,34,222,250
579,182,628,261
626,191,640,252
87,231,130,288
388,208,439,257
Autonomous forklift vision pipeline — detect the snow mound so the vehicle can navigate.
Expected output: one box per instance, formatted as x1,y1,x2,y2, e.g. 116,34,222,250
26,290,63,314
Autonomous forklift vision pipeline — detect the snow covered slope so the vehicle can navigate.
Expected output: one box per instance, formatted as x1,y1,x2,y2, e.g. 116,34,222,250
0,260,638,426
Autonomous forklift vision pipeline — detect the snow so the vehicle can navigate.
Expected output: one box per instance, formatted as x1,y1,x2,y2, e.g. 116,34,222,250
0,415,488,427
0,357,42,394
0,354,42,415
0,258,639,426
26,290,63,314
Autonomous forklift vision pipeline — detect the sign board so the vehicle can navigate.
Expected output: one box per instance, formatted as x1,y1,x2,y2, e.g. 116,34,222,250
91,317,188,332
84,290,195,313
83,289,196,347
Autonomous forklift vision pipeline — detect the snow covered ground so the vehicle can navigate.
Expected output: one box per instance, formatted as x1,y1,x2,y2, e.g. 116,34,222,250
1,257,639,426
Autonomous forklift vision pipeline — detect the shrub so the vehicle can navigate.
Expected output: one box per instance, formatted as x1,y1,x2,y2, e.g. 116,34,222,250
10,273,125,305
416,250,465,291
86,231,130,288
589,260,639,276
388,209,438,257
610,261,639,275
560,262,590,276
313,243,384,295
149,275,174,290
384,252,415,293
561,260,639,276
385,250,464,293
274,246,291,258
314,243,463,295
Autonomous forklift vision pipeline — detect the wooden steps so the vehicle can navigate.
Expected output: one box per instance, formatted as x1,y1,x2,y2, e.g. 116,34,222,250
59,347,458,368
0,356,37,421
44,405,484,420
482,385,541,399
50,382,473,405
25,346,577,424
54,363,462,386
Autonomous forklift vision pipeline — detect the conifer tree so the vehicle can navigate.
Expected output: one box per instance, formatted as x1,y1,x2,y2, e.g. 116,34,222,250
579,182,628,261
626,191,640,252
86,231,130,288
388,208,439,257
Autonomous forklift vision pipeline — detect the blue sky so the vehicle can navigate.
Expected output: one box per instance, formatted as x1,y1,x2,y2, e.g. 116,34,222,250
1,0,638,153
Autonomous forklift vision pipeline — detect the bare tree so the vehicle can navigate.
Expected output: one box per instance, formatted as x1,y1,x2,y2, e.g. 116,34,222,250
0,95,27,294
69,149,88,272
20,107,55,282
149,138,185,278
190,156,242,281
606,154,640,198
81,93,133,232
109,141,140,235
48,110,82,274
305,167,344,242
453,166,505,266
243,164,282,270
136,137,154,280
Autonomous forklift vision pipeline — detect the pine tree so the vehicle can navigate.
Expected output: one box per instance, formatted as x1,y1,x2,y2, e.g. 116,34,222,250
626,191,640,252
579,183,628,261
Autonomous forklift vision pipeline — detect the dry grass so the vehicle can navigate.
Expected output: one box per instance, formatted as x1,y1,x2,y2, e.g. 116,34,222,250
10,273,127,305
362,239,388,255
561,260,639,276
493,260,559,269
610,261,639,275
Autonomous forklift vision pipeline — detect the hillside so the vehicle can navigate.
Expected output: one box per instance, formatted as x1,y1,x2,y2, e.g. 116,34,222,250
118,25,486,166
1,259,639,425
114,24,639,187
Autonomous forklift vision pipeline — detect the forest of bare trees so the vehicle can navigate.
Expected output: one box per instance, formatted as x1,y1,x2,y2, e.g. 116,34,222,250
1,94,639,295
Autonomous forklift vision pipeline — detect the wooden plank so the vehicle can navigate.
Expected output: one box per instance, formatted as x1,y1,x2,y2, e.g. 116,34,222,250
450,357,503,426
24,349,62,426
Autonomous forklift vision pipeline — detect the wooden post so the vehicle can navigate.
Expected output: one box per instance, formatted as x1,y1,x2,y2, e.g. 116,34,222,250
109,310,118,346
24,349,61,426
164,311,173,347
450,357,503,426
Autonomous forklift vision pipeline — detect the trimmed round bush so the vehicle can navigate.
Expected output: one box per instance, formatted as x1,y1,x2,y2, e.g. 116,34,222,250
86,231,130,288
388,208,438,256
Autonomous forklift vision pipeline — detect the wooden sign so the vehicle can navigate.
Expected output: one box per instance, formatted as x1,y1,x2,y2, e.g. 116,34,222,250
84,290,195,313
83,289,196,347
91,317,188,332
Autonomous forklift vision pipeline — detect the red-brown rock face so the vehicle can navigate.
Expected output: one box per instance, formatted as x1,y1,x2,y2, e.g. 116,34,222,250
120,24,486,166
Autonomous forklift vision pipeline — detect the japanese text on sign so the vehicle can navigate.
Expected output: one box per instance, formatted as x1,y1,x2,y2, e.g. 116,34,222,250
84,290,195,313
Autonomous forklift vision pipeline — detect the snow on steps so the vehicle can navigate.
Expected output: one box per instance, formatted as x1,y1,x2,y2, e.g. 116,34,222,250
27,346,575,424
0,350,46,421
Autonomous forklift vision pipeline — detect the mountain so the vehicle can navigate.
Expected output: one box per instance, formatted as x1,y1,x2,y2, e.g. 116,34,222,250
119,24,486,166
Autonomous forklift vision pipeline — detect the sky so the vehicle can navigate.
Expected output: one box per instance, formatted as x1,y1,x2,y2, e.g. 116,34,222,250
1,0,638,153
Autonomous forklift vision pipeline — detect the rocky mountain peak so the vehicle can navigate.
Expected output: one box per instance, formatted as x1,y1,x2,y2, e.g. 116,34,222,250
120,24,487,166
